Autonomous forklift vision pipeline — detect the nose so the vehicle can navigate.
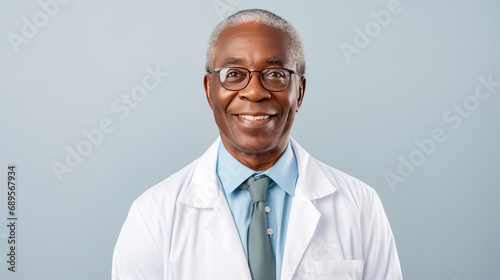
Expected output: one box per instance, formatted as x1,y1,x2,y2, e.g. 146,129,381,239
238,72,271,101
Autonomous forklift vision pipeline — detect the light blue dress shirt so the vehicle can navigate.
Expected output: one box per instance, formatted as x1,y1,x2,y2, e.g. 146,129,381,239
216,141,298,280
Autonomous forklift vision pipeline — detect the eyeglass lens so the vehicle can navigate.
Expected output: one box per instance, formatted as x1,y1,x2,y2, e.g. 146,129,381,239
218,67,290,91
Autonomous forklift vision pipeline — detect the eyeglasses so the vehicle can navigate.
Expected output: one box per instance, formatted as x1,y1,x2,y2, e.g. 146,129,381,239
207,67,303,92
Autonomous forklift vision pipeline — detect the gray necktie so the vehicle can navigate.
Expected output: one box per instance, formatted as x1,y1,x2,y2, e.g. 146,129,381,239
241,175,276,280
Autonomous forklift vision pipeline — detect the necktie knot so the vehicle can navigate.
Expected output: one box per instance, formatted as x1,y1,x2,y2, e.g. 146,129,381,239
241,175,271,204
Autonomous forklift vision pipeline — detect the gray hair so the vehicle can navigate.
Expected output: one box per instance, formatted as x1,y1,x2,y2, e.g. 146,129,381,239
205,9,306,75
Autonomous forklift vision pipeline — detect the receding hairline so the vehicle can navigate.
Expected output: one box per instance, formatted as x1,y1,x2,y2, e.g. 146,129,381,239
212,22,295,67
205,9,306,75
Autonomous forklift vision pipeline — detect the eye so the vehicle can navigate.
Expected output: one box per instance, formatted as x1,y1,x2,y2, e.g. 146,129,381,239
220,68,247,83
264,69,286,78
226,69,242,78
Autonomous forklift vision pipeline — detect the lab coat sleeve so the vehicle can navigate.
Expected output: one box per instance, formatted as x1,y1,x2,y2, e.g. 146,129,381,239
112,202,167,280
360,189,403,280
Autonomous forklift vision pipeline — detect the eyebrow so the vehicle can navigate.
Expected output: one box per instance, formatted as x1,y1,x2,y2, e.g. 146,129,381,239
265,57,285,66
222,57,286,67
223,57,244,65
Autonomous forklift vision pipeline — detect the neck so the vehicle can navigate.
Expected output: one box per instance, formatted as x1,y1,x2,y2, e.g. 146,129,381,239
221,140,287,171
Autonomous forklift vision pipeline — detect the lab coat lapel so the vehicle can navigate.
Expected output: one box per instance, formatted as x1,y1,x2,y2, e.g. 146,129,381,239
205,190,251,277
178,138,251,278
281,181,321,279
281,139,337,279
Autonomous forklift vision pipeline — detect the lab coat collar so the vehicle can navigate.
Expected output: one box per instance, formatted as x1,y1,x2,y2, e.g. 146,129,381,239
179,137,337,208
290,137,338,200
178,138,221,208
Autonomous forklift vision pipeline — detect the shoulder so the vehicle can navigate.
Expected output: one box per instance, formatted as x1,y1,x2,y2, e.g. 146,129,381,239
133,159,200,213
291,139,378,209
306,156,388,225
316,159,377,206
129,138,221,218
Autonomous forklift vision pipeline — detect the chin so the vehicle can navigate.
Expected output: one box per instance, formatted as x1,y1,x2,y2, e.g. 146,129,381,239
234,138,281,155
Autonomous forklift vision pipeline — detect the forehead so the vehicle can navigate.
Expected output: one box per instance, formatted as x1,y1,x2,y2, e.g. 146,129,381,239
213,22,293,68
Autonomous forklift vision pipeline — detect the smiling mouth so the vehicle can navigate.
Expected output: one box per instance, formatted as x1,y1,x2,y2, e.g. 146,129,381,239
238,115,271,121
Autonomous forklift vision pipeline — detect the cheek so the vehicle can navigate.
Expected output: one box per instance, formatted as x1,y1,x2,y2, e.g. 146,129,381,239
209,82,227,111
281,94,299,114
278,94,300,128
283,83,301,110
211,91,235,120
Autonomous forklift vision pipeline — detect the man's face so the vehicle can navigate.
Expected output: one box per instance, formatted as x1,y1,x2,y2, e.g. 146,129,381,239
204,22,305,165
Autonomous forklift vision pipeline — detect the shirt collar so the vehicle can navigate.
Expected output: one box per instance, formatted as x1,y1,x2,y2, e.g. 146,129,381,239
216,141,298,196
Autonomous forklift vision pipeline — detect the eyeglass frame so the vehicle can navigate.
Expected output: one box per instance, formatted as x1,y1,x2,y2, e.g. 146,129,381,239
206,66,304,92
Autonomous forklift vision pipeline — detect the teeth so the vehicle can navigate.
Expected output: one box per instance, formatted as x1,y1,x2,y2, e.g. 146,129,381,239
239,115,270,121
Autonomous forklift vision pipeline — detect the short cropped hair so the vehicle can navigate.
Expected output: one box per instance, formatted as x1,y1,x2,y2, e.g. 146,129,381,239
205,9,306,75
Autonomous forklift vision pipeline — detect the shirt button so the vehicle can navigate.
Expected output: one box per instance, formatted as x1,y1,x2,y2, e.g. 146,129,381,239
265,206,271,213
267,228,273,236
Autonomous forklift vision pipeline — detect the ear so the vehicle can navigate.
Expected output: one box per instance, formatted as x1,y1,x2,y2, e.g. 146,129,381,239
204,74,214,110
297,77,306,108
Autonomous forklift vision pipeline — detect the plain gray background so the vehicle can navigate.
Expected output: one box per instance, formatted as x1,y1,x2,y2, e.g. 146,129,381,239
1,0,499,279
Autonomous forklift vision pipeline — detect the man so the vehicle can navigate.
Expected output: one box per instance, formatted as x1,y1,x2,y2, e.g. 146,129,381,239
112,9,402,280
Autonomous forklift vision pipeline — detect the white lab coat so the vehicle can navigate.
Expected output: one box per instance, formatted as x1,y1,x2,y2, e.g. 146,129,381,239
112,138,402,280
